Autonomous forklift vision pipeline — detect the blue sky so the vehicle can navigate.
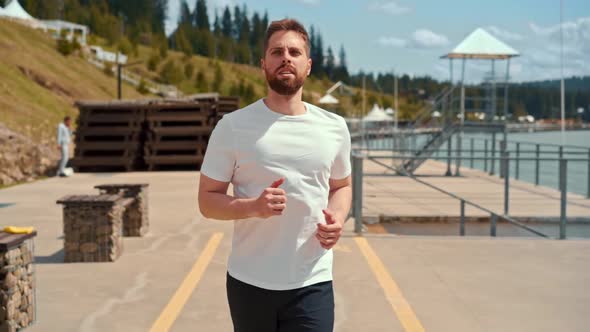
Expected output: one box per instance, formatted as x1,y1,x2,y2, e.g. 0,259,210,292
165,0,590,83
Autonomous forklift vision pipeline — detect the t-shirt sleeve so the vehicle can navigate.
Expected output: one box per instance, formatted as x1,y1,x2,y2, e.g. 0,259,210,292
201,116,235,182
330,119,352,180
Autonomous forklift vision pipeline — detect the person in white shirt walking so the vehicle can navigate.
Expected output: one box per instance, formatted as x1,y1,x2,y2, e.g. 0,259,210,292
198,18,352,332
56,116,72,177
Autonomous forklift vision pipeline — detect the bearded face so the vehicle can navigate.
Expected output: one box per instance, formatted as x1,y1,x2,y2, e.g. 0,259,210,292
262,30,312,96
264,63,307,96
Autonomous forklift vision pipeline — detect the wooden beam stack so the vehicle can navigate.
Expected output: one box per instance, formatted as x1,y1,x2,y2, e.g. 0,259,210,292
72,102,144,172
144,102,213,171
72,95,240,172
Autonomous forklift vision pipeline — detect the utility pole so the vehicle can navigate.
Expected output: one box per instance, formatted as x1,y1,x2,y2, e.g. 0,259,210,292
559,0,566,146
362,74,366,117
394,73,399,131
117,60,143,100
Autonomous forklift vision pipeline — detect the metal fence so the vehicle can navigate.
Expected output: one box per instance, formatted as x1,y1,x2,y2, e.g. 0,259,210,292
351,145,590,239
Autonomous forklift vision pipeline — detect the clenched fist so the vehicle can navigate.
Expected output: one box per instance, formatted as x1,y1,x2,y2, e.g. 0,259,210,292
253,178,288,218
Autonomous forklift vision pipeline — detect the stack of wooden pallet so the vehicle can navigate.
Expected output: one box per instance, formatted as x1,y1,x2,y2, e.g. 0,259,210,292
144,101,213,171
185,93,240,124
72,102,144,172
72,96,240,171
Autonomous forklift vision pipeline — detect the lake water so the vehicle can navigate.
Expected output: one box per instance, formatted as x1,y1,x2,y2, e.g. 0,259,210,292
366,130,590,197
450,130,589,197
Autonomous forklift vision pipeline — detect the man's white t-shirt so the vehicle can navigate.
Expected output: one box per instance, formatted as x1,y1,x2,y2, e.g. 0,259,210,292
200,98,351,290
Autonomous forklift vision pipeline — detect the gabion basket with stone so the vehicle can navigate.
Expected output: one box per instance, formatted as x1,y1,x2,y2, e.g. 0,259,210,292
0,232,37,331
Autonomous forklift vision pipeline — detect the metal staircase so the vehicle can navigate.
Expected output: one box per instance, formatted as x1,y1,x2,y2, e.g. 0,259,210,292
396,86,460,174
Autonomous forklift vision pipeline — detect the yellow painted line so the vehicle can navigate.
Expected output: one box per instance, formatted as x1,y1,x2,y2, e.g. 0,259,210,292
149,232,224,332
355,237,425,332
366,223,389,234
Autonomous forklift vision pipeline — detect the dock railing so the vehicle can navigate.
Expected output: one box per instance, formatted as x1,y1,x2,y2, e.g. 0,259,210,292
351,149,589,239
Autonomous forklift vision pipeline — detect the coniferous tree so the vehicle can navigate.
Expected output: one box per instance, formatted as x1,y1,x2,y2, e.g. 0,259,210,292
325,46,335,80
194,0,210,31
221,6,233,38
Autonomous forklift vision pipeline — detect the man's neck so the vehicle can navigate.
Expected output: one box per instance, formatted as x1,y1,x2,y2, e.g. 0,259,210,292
263,88,306,116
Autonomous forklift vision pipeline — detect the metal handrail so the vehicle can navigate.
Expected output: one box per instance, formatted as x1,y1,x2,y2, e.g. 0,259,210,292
366,154,590,162
352,153,550,238
468,136,589,150
361,147,590,155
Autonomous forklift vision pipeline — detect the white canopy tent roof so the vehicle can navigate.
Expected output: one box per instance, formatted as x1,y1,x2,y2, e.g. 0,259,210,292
440,28,520,122
442,28,519,60
318,94,339,105
2,0,34,20
363,104,393,122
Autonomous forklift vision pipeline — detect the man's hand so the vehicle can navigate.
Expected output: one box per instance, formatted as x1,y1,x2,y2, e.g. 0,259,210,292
253,178,287,218
316,209,344,249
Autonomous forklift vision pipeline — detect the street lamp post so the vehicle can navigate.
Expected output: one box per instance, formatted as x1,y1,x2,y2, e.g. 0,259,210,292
117,60,143,100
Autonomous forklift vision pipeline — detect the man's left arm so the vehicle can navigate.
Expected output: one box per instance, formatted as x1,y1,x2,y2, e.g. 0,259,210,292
316,176,352,249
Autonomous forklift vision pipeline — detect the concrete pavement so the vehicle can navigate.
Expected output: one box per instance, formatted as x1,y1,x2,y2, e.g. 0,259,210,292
0,171,589,331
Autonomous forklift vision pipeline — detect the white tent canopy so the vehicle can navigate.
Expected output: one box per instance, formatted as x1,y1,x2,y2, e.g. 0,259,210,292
363,104,393,122
2,0,34,20
43,20,89,45
318,94,339,105
442,28,519,60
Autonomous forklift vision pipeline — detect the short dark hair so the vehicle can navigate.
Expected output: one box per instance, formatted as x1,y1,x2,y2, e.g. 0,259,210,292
263,18,310,57
64,116,71,122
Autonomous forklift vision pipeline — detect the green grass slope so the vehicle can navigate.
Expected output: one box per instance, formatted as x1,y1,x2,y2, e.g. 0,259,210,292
0,20,148,144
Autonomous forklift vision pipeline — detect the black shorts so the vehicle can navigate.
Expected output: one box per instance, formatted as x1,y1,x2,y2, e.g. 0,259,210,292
226,273,334,332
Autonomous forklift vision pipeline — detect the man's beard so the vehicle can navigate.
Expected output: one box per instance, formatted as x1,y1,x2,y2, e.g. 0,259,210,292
265,65,306,96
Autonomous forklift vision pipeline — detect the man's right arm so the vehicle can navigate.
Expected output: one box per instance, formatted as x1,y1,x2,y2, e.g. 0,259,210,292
198,175,287,220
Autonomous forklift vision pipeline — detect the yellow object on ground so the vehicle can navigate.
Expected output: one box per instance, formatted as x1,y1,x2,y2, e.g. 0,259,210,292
3,226,35,234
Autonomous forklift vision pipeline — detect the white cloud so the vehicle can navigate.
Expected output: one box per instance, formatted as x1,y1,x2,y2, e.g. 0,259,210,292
529,17,590,51
369,1,411,15
519,16,590,80
410,29,449,48
377,29,449,50
293,0,320,5
376,36,407,47
486,26,524,41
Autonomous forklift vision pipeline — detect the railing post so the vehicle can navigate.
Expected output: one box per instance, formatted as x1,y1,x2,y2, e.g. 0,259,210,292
535,144,540,185
484,139,488,172
559,158,567,240
503,151,510,216
499,140,506,178
587,149,590,199
470,138,474,168
490,132,497,175
445,135,452,176
490,213,497,237
558,145,563,159
460,199,465,236
455,126,462,176
352,154,364,234
514,142,520,180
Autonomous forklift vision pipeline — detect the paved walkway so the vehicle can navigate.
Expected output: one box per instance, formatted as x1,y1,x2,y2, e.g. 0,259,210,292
0,171,589,331
363,158,590,218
